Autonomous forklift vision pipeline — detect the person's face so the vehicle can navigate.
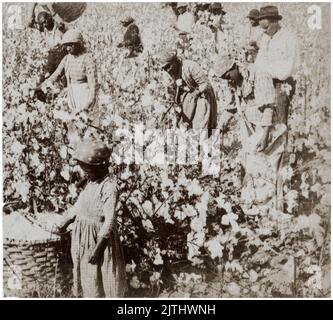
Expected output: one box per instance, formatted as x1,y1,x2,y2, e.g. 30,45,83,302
162,60,178,76
177,7,187,15
65,43,80,55
78,162,108,181
223,69,241,87
249,18,258,27
39,15,54,31
211,8,222,16
121,21,131,27
259,18,269,29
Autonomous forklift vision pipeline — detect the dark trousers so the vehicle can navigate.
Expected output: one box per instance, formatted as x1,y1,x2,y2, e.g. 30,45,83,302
273,77,296,125
273,77,296,211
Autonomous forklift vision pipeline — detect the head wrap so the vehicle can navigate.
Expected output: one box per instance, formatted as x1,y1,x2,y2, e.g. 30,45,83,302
73,139,111,166
156,49,178,67
62,29,84,45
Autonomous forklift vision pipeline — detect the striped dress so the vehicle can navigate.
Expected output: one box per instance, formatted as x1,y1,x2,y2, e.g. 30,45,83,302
47,52,98,113
67,176,127,298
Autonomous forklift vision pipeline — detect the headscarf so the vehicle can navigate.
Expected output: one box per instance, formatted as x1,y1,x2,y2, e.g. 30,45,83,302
62,29,84,45
73,139,111,166
156,49,178,67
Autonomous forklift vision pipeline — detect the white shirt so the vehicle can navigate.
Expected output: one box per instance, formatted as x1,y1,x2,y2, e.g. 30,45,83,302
255,27,299,80
246,25,263,46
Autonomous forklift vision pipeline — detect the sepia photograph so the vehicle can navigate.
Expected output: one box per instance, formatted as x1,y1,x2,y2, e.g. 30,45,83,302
1,1,331,299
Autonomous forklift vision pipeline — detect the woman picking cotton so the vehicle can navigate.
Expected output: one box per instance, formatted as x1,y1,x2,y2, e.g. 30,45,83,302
56,139,127,298
156,49,217,139
40,29,98,116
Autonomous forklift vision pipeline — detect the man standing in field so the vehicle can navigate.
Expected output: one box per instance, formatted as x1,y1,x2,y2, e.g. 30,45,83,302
207,3,233,55
255,5,298,126
254,5,299,210
174,3,196,54
243,9,263,63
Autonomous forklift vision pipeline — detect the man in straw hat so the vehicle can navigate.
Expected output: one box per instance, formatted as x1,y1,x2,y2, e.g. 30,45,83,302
174,3,196,53
207,3,232,54
243,9,263,63
253,5,299,211
255,5,298,126
175,3,195,33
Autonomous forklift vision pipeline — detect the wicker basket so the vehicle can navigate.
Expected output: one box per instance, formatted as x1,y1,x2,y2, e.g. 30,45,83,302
52,2,87,23
3,235,73,298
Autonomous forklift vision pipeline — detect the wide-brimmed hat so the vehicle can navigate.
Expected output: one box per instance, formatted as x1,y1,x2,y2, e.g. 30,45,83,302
258,6,282,21
247,9,259,20
209,3,226,15
62,29,83,45
73,139,111,166
156,49,177,67
212,55,235,78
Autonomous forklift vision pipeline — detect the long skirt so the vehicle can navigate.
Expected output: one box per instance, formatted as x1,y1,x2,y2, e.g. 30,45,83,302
67,82,91,113
66,82,101,145
71,215,127,298
182,87,217,137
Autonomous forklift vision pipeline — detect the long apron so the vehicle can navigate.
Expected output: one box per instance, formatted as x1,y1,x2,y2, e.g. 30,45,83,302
64,57,100,145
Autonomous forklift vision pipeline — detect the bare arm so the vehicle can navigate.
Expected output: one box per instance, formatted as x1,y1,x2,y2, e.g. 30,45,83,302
85,54,98,110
